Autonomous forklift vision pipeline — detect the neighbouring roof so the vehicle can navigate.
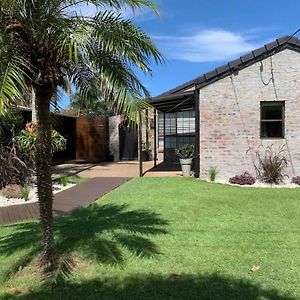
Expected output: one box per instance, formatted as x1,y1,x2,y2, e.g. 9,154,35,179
151,35,300,107
19,106,77,118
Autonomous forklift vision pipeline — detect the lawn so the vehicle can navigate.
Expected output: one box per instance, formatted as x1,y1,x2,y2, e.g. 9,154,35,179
0,177,299,299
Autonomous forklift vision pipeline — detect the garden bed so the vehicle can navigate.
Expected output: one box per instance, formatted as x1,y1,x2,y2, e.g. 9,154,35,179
212,179,300,188
0,175,85,207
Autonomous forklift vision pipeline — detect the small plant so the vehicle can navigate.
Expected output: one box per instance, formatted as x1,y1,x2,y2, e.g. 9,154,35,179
291,176,300,185
175,144,195,159
21,185,31,201
54,175,69,187
252,144,288,184
229,172,256,185
208,167,218,182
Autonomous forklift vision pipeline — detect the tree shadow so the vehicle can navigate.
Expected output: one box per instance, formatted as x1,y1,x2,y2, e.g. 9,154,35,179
0,203,168,279
3,273,297,300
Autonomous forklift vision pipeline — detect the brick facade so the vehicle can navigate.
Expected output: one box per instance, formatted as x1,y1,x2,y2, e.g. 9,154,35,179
199,49,300,180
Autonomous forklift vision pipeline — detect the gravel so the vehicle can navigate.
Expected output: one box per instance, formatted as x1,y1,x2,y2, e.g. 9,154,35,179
212,179,300,188
0,183,75,207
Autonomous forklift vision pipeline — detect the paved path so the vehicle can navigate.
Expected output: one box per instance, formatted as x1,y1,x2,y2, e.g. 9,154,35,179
0,177,130,225
53,161,154,178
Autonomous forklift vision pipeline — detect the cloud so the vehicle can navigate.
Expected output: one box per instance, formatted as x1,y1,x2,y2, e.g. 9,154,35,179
73,3,156,21
153,29,267,63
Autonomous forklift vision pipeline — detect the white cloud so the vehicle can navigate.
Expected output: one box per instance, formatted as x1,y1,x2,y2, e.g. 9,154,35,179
153,29,267,63
73,3,156,21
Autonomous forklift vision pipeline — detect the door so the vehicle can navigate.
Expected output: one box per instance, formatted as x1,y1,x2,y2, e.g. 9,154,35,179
119,122,138,160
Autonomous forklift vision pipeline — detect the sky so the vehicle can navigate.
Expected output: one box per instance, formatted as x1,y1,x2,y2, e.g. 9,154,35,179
63,0,300,107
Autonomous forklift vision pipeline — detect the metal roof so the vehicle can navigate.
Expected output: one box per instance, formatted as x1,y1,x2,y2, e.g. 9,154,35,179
154,35,300,98
150,91,195,112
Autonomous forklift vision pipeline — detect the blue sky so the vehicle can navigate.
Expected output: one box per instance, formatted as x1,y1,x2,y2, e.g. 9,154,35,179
133,0,300,96
63,0,300,107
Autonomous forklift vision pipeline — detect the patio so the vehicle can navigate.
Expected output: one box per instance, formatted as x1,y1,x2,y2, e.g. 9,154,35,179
53,160,182,178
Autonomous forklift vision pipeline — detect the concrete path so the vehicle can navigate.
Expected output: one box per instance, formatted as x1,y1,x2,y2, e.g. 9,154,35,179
53,161,154,178
0,177,130,225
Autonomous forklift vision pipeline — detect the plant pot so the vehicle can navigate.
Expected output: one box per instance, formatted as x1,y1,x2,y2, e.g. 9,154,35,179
141,150,149,161
179,158,193,177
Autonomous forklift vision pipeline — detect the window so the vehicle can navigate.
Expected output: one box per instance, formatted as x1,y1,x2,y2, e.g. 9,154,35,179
260,101,285,138
158,111,195,149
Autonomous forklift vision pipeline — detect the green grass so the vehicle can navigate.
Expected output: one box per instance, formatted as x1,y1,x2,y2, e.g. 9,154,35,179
0,177,299,299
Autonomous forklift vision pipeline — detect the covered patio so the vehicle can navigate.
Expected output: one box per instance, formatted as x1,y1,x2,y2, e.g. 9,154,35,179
139,89,200,178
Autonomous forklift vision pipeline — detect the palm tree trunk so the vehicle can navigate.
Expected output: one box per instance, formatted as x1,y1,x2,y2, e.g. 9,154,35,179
31,86,37,123
35,84,55,267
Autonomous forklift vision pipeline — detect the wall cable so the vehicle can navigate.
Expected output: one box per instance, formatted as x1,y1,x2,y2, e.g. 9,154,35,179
230,75,257,169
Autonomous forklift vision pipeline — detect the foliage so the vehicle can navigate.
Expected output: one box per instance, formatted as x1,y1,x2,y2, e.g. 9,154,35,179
0,141,34,189
142,142,151,152
0,107,24,145
52,175,87,186
69,91,110,116
0,178,300,298
291,176,300,185
15,122,67,154
208,167,218,182
229,172,256,185
21,184,31,202
253,144,288,184
0,0,163,267
175,144,195,159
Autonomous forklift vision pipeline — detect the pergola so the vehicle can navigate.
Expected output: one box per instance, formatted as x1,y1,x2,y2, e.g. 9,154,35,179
138,89,200,178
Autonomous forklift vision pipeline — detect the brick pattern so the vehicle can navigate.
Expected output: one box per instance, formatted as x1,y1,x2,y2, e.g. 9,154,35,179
200,49,300,180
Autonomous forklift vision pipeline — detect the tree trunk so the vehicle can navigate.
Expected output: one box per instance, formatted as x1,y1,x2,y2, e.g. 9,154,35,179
31,86,37,123
35,84,55,268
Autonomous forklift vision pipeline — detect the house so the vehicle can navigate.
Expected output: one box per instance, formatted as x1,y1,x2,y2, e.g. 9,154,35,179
150,35,300,180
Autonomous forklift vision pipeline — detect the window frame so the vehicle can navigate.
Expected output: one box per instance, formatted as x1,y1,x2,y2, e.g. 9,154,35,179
260,101,285,139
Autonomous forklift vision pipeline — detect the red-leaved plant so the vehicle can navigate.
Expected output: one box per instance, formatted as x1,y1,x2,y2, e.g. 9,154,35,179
291,176,300,185
229,172,256,185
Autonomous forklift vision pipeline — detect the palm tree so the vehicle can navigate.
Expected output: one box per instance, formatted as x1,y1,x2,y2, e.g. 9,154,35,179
0,0,162,268
70,87,109,116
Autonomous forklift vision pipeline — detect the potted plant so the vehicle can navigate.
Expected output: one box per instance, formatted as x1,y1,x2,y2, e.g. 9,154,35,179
141,142,151,161
175,144,195,177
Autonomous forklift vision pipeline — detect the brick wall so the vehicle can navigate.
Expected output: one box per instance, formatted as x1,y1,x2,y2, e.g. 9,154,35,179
200,49,300,180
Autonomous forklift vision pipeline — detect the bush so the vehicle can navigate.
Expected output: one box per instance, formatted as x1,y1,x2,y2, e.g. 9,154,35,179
0,142,34,189
229,172,256,186
291,176,300,185
208,167,218,182
175,144,194,159
253,144,288,184
15,122,67,154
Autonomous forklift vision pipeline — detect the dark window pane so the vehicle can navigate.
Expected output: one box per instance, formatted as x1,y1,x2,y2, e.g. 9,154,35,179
261,104,282,120
261,121,283,138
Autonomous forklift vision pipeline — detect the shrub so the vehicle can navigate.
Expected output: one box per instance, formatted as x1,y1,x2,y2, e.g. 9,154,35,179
175,144,194,159
208,167,218,182
229,172,256,186
253,144,288,184
15,122,67,154
0,142,34,189
291,176,300,185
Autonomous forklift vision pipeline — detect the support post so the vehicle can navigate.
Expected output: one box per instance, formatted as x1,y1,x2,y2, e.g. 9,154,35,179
194,88,200,178
163,112,166,163
138,110,143,177
154,109,157,167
